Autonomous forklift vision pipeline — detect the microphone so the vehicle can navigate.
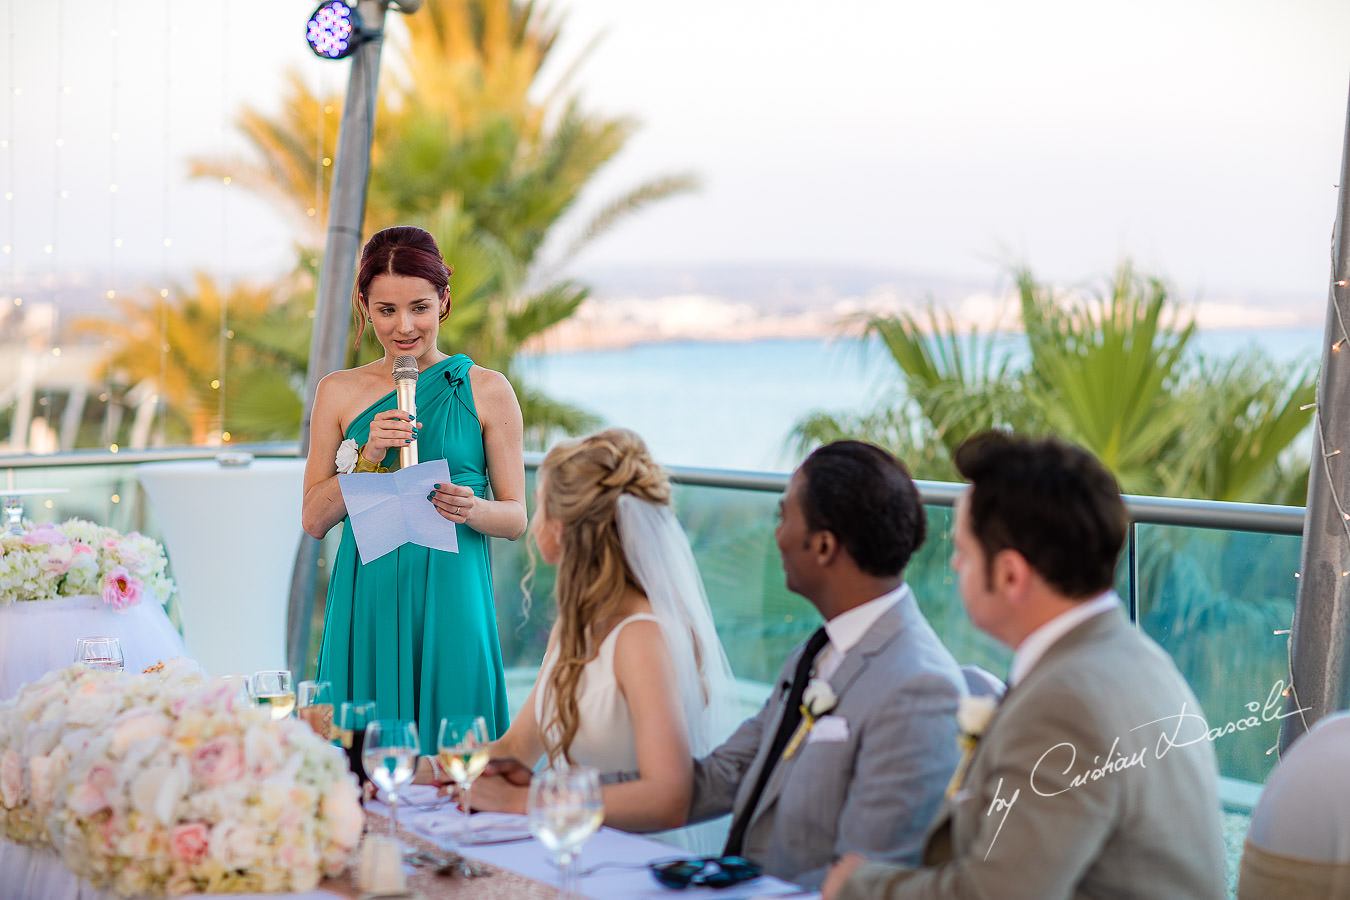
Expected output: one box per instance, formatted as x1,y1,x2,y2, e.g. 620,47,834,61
392,355,419,469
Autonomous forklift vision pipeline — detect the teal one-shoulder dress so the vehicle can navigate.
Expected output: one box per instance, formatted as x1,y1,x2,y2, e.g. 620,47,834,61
317,354,509,753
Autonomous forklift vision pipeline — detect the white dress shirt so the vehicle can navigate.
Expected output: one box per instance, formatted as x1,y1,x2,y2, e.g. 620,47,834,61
1009,590,1121,687
814,584,910,681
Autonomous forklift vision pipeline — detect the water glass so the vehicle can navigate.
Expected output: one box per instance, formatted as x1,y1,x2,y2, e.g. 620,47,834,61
528,765,603,900
437,715,489,835
297,680,334,739
73,636,124,672
251,670,295,721
362,719,420,846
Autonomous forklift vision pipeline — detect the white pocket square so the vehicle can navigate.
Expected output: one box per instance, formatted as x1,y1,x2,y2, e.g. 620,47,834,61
807,714,850,742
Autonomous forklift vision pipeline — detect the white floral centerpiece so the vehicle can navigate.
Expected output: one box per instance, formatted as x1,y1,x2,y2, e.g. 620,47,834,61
0,662,363,897
0,518,175,609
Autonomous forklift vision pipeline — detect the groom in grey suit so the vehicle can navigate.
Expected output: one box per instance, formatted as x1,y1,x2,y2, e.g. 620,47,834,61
684,441,965,890
824,432,1226,900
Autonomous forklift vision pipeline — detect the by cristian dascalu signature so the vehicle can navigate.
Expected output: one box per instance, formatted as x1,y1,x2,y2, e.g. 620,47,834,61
980,679,1308,859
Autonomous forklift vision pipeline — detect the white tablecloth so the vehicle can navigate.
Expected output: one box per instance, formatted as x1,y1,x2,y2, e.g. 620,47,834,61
137,459,305,676
0,594,194,700
378,785,814,900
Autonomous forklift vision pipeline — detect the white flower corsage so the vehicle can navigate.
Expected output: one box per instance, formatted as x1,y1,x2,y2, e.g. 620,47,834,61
782,678,837,761
946,694,999,797
334,438,359,474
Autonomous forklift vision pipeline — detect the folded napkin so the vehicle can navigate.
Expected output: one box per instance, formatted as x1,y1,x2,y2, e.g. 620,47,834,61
419,811,533,843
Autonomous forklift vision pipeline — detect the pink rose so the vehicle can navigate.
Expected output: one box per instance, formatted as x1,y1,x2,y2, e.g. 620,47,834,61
71,542,94,556
190,737,244,787
21,525,65,546
101,565,143,611
68,763,117,816
170,822,210,865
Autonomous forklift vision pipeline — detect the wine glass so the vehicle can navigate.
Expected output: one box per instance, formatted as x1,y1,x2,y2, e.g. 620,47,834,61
251,670,295,721
362,719,420,847
437,715,489,837
297,680,334,739
337,700,377,786
73,636,124,672
527,765,603,900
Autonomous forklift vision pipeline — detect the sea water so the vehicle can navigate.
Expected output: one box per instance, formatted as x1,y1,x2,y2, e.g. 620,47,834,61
521,328,1325,472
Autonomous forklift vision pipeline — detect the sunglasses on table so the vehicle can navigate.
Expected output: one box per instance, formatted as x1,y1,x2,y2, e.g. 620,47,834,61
649,855,764,889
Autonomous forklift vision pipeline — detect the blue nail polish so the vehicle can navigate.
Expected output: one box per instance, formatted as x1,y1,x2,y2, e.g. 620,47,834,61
433,484,441,489
404,439,411,444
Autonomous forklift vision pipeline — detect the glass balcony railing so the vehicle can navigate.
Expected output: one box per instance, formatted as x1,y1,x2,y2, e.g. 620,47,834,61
1,444,1303,810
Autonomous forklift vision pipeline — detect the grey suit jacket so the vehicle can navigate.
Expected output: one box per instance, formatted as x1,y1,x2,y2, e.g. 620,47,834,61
690,586,964,890
841,607,1226,900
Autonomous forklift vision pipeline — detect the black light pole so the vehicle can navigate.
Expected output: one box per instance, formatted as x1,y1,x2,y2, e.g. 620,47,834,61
286,0,421,676
1280,79,1350,752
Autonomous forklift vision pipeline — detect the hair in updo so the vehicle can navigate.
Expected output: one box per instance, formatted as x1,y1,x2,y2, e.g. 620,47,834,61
535,428,671,764
350,225,453,348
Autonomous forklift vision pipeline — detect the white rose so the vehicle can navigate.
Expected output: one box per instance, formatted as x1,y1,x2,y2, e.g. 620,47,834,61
334,438,359,474
321,786,364,849
209,821,263,869
956,695,999,737
803,678,837,717
130,760,188,825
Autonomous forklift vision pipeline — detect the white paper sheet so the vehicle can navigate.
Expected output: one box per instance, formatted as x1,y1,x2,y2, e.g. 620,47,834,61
338,459,460,564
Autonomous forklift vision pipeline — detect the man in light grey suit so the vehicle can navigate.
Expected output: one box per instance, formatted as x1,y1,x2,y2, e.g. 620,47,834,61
823,432,1226,900
683,440,965,890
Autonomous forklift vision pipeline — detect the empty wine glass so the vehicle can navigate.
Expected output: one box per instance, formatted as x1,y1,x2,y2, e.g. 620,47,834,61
528,765,603,900
437,715,489,838
362,719,420,847
251,670,295,721
297,680,334,739
73,636,124,672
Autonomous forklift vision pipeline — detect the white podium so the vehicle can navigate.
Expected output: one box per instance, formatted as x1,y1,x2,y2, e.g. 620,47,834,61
137,458,305,676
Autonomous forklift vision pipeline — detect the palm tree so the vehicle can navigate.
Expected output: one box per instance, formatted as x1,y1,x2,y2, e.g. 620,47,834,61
191,0,696,444
794,262,1315,504
74,272,312,446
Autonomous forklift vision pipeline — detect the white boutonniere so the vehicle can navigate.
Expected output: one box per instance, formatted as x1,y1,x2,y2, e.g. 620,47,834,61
782,678,837,761
946,694,998,798
334,438,359,474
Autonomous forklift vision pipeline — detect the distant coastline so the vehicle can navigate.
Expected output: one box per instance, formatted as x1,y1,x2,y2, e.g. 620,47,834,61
528,289,1328,354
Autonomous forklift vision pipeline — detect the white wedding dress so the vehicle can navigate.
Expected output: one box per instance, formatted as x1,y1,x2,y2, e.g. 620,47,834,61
532,494,739,854
534,613,729,854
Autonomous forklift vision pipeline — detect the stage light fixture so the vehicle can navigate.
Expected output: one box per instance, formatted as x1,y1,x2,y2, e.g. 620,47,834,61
306,0,364,60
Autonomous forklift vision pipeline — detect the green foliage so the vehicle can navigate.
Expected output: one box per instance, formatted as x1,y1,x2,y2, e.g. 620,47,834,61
795,262,1315,504
189,0,696,445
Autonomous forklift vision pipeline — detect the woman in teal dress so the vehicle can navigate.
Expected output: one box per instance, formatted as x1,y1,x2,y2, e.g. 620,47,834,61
301,225,526,753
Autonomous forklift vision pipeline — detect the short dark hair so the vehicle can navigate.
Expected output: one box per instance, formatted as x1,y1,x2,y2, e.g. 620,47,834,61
798,440,926,577
954,431,1126,599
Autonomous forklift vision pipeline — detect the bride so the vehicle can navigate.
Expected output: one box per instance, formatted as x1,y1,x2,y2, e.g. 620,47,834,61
457,428,736,847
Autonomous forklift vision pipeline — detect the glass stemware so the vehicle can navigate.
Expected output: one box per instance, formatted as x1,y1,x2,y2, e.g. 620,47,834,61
73,636,124,672
337,700,377,788
436,715,489,835
528,765,603,900
251,670,295,721
362,719,420,847
297,680,334,739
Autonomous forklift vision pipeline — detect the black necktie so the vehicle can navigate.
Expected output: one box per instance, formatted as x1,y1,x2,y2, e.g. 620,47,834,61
723,626,830,857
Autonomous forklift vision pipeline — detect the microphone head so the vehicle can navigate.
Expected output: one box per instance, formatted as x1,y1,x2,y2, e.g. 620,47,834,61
392,355,419,383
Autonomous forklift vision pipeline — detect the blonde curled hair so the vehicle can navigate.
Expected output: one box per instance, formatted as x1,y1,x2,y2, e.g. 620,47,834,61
534,428,670,765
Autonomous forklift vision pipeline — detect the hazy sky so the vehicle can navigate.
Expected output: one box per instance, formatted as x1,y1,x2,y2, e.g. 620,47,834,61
4,0,1349,304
